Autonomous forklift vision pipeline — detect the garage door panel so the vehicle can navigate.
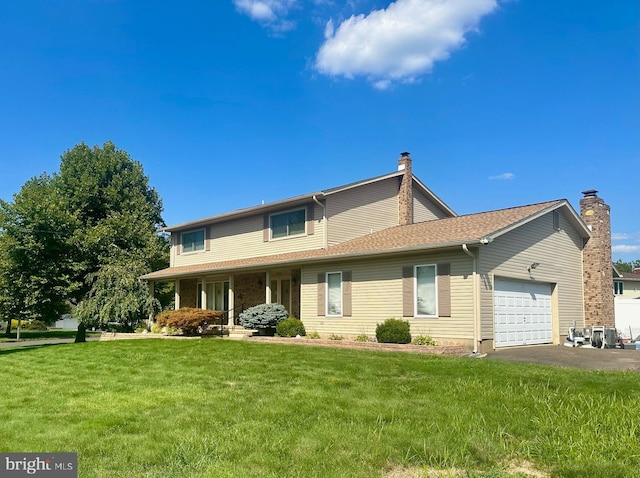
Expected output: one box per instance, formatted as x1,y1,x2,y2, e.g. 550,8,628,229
494,279,553,347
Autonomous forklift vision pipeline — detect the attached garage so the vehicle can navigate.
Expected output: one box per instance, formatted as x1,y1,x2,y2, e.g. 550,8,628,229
494,279,553,347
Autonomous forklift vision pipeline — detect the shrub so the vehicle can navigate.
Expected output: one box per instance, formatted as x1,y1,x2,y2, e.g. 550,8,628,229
23,320,48,331
307,331,321,339
156,308,224,336
412,334,437,346
164,326,182,336
354,333,370,342
150,323,163,334
376,318,411,344
238,304,288,330
328,334,343,341
276,318,306,337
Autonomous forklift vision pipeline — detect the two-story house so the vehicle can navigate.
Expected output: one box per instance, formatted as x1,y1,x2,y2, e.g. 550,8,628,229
143,153,606,353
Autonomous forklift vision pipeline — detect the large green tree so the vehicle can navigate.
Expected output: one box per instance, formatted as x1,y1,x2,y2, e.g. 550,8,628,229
614,259,640,273
0,175,78,333
0,141,169,339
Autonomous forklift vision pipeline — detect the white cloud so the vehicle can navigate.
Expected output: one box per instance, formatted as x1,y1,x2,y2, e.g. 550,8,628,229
488,172,515,180
233,0,298,31
612,244,640,254
315,0,498,87
612,232,631,241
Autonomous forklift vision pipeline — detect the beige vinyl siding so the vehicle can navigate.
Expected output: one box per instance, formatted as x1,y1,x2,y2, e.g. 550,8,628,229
617,279,640,299
413,186,451,222
478,209,585,343
326,177,399,246
301,252,475,340
172,205,324,267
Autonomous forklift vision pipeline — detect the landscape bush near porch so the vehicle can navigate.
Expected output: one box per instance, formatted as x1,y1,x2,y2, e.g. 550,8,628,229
155,307,223,335
238,303,288,332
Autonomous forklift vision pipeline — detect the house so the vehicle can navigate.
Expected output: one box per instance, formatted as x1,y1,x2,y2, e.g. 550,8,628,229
613,267,640,299
613,267,640,340
143,153,612,353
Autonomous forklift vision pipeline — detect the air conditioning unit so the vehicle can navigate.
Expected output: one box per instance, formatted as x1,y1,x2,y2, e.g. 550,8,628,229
586,326,617,348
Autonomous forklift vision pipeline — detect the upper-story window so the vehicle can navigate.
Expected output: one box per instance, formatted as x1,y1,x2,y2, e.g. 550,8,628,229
614,281,624,295
181,229,205,253
271,208,306,239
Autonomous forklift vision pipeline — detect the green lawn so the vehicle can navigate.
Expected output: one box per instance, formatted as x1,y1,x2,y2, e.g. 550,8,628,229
0,339,637,478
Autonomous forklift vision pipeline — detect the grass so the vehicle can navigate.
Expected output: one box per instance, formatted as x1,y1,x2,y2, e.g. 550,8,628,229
0,339,638,478
0,330,101,342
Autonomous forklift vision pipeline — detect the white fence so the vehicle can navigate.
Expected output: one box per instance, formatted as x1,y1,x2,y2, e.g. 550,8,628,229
615,299,640,339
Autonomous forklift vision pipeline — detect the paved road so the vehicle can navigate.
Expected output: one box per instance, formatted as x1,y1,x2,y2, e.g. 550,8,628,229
486,344,640,372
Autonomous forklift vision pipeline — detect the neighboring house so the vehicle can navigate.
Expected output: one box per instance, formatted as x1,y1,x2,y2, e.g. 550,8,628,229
143,153,610,353
613,267,640,299
613,267,640,339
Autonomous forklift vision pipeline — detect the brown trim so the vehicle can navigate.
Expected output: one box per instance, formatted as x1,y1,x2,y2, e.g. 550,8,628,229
307,203,315,236
342,270,352,317
437,263,451,317
263,214,269,242
402,266,413,317
317,273,326,316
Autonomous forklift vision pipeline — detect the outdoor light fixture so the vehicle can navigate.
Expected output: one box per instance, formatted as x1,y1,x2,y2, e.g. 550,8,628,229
528,262,541,273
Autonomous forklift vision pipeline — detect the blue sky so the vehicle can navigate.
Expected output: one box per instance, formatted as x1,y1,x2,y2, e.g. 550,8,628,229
1,0,638,260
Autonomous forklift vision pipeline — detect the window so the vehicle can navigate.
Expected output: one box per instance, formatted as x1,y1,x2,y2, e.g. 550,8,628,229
415,265,437,316
326,272,342,316
614,281,624,295
271,209,306,239
182,229,205,253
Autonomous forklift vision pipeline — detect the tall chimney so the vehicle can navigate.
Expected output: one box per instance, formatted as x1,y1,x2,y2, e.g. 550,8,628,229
579,189,614,328
398,152,413,226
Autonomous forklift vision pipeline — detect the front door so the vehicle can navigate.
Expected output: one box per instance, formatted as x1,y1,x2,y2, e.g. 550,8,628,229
270,277,291,314
205,281,229,311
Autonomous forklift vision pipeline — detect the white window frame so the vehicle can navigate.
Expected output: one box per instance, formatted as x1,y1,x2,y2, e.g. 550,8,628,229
614,281,624,295
414,264,438,318
181,228,205,253
326,271,343,317
270,208,306,240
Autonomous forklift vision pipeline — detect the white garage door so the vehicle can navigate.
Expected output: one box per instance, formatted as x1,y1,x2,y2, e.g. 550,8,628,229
494,279,553,347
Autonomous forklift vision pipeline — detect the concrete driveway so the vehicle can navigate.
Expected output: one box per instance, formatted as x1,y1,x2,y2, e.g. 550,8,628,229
486,344,640,372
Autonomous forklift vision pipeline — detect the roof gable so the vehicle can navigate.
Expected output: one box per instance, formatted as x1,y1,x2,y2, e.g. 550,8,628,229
164,168,456,232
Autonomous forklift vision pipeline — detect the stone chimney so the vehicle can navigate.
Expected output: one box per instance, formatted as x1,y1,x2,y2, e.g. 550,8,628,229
398,152,413,226
579,189,614,328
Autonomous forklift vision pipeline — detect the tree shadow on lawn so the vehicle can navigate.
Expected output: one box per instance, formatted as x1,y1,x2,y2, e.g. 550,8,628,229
0,343,76,356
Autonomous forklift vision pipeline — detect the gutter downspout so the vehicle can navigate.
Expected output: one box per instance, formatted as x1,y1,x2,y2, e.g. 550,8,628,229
312,195,327,249
462,244,480,354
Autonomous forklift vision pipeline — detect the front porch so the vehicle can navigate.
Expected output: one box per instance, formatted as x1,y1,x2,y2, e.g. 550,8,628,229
151,268,302,327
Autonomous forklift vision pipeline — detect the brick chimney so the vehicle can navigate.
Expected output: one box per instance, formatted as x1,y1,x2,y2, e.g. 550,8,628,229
398,152,413,226
579,189,614,328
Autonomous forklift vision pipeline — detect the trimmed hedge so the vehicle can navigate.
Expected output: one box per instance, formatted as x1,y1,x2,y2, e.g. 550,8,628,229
156,308,223,335
238,304,288,330
276,318,306,337
375,318,411,344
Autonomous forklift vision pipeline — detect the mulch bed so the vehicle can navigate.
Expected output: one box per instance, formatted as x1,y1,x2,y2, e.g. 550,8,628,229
245,336,467,355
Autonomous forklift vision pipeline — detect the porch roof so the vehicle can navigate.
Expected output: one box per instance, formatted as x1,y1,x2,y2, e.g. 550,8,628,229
142,199,583,280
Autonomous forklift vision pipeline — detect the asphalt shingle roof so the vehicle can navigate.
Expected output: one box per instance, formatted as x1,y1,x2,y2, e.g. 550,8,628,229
142,200,567,280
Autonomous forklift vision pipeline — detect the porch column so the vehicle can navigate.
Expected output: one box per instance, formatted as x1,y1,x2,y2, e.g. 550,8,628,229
265,271,271,304
147,280,155,325
228,275,235,327
175,279,181,309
